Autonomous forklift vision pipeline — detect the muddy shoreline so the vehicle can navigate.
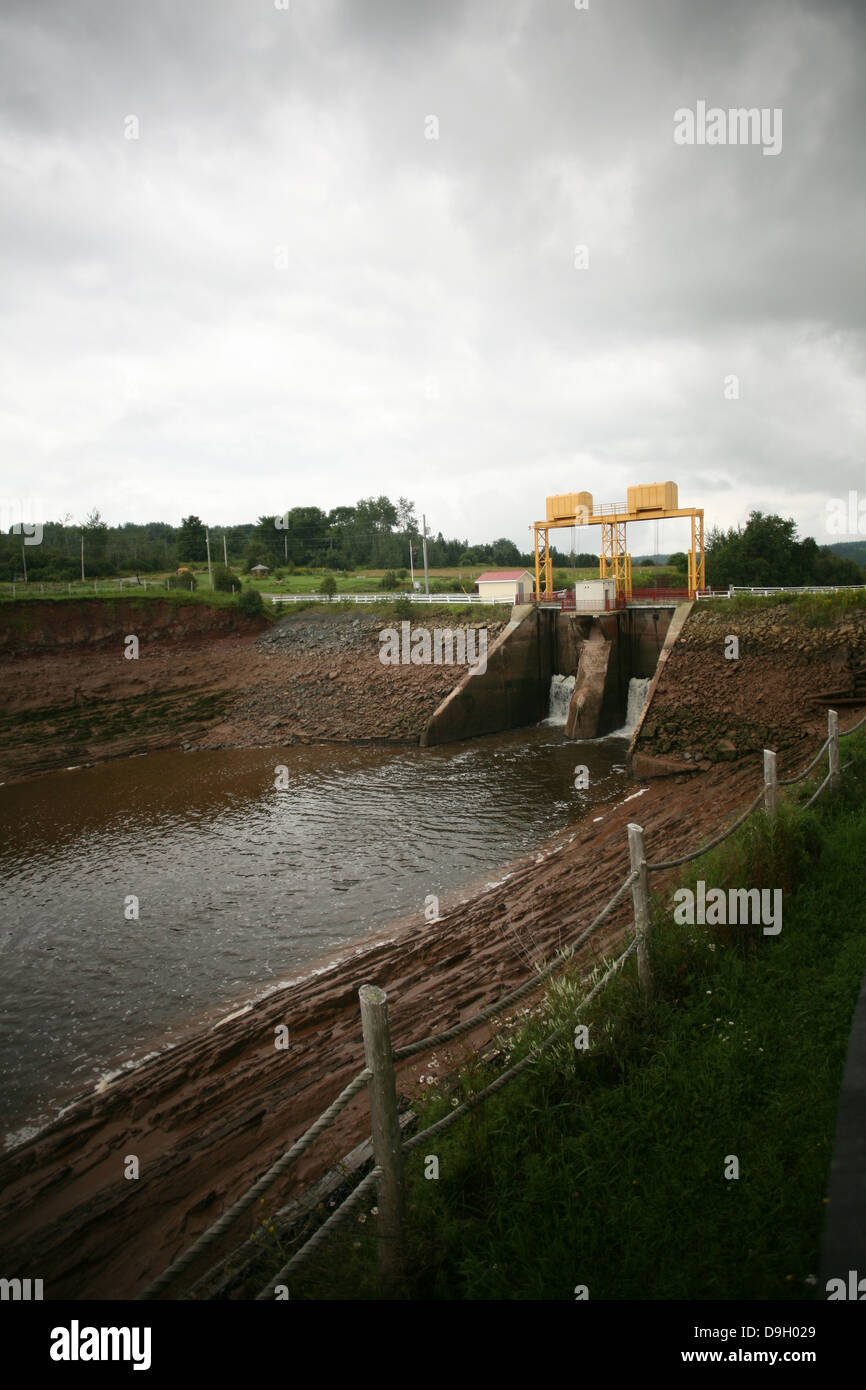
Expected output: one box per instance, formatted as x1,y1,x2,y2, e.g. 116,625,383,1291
1,597,860,1299
0,753,790,1300
0,604,506,785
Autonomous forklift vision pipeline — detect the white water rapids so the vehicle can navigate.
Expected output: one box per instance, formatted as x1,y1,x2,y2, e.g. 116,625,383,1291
545,674,576,725
608,676,652,737
545,674,652,736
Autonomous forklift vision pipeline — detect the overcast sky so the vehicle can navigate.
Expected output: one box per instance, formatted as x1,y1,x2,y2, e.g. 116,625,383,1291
1,0,864,554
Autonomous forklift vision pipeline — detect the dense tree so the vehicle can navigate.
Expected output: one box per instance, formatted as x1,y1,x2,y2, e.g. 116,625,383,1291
253,515,285,567
396,497,418,534
83,509,109,563
274,507,330,565
706,511,865,588
355,496,398,534
177,515,207,562
490,537,522,566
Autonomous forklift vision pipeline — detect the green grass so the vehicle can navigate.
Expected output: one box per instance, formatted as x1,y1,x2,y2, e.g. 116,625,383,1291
271,599,504,622
0,569,482,601
701,589,866,625
244,571,486,596
0,585,259,610
271,729,866,1301
1,564,691,603
0,587,505,637
630,565,684,588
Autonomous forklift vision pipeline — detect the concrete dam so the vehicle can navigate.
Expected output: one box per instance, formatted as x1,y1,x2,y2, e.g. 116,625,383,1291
420,604,677,747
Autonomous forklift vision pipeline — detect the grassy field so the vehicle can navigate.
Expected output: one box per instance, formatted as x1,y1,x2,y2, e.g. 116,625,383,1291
0,563,687,601
247,727,866,1301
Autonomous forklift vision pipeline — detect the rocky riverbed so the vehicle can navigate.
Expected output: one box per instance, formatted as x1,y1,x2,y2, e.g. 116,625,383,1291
0,600,506,782
632,604,866,771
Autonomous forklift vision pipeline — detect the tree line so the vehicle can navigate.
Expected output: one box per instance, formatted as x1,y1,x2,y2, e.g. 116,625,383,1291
0,497,593,581
0,501,861,588
702,511,863,588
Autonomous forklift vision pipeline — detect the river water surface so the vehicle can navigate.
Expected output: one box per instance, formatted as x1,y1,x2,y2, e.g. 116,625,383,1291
0,714,640,1147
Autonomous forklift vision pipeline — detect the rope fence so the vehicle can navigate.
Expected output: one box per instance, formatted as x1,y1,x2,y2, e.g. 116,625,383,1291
392,868,639,1063
137,1067,371,1300
142,705,864,1300
646,788,766,871
401,937,640,1157
255,1167,382,1300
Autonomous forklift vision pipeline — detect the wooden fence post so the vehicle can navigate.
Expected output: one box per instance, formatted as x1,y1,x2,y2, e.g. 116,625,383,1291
627,823,653,998
763,749,777,816
358,984,405,1295
828,709,840,790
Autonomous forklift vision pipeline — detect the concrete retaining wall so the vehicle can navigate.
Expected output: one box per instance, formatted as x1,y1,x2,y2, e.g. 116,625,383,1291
420,607,554,746
420,603,677,748
627,601,695,776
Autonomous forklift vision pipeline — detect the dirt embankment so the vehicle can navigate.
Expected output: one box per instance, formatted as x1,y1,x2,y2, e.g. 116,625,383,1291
2,598,863,1297
0,757,771,1301
0,597,263,655
632,605,866,773
0,601,505,784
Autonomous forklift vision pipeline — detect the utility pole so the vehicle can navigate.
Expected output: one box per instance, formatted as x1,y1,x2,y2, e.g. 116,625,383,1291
223,534,228,566
409,540,415,588
21,540,27,584
421,514,430,597
205,528,213,589
80,534,85,582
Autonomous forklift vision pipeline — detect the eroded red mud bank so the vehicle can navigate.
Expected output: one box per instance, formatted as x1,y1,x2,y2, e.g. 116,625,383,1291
0,603,505,783
0,757,787,1300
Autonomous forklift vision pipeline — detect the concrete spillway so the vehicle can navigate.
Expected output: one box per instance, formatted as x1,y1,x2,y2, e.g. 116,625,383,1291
421,603,676,747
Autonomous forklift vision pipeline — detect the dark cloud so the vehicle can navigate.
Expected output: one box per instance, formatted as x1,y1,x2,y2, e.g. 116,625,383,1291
0,0,862,543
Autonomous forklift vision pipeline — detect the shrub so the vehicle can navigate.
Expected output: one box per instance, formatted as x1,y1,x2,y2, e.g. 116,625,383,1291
237,587,264,616
393,595,413,619
320,575,338,600
381,570,398,590
166,571,197,591
212,563,241,593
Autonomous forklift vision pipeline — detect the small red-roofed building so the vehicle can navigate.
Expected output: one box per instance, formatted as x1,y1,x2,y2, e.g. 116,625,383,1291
474,569,534,602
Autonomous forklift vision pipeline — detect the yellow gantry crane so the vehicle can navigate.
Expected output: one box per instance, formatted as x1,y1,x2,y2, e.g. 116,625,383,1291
533,482,705,602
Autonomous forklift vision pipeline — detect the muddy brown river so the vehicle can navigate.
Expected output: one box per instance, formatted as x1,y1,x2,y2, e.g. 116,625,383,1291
0,718,637,1147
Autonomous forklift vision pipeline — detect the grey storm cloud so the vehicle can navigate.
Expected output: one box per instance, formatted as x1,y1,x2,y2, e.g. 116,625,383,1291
0,0,863,548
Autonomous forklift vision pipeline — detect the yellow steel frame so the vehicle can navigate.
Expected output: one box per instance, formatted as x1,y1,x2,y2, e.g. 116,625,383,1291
600,520,632,602
688,509,705,599
534,524,553,598
533,504,705,601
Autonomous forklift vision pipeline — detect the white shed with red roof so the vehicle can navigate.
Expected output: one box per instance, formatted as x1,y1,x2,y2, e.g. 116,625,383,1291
475,569,534,601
